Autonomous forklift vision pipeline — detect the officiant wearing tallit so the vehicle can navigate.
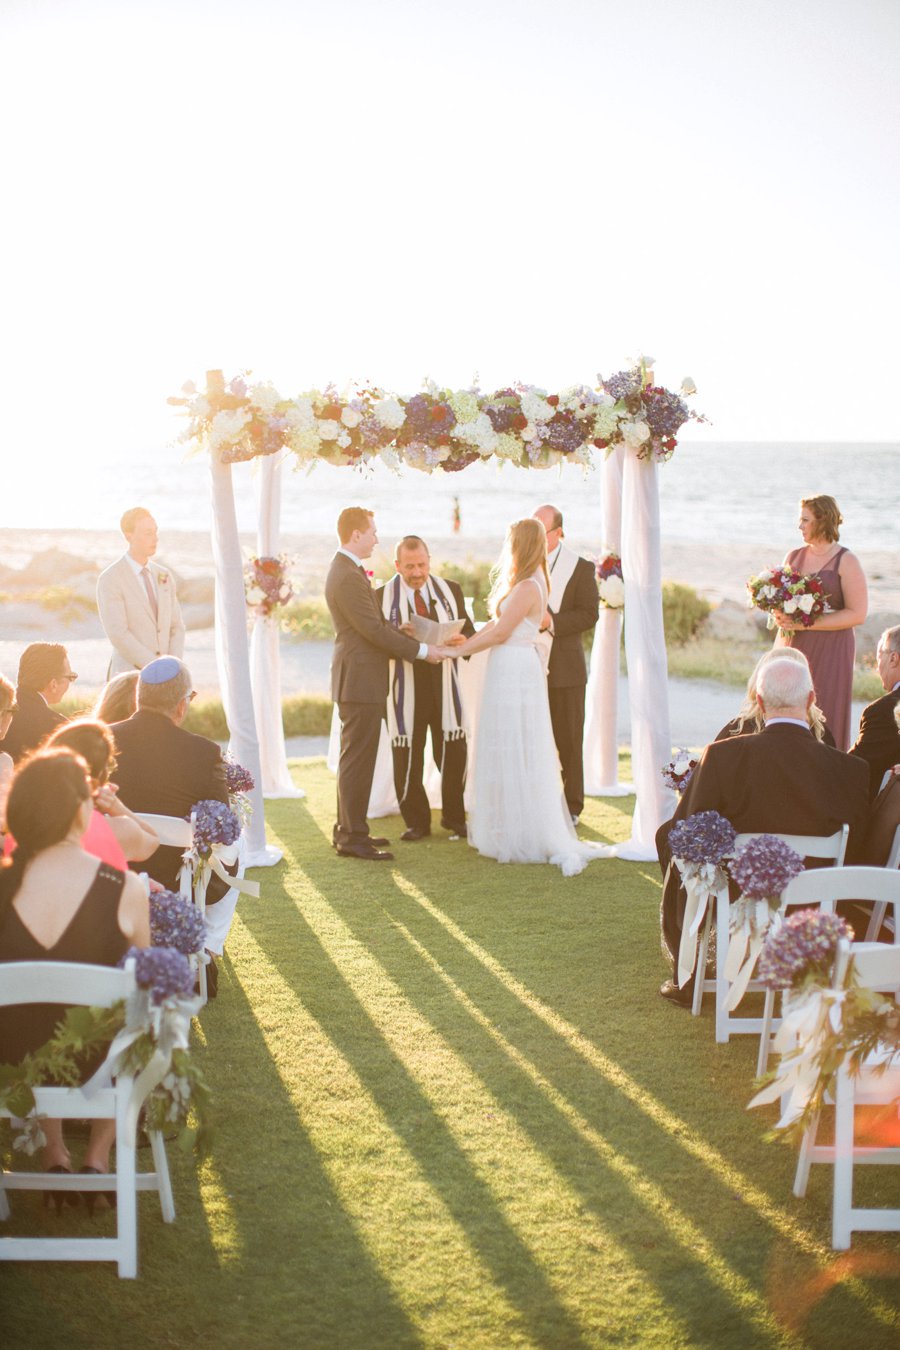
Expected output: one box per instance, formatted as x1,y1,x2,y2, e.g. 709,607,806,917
376,536,475,841
533,506,600,823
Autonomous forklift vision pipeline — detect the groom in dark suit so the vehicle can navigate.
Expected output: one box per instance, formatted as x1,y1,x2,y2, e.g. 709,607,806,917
325,508,444,861
533,506,600,822
850,625,900,798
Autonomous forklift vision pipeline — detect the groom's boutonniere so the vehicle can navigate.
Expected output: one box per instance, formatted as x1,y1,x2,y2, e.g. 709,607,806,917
365,570,374,584
158,571,169,585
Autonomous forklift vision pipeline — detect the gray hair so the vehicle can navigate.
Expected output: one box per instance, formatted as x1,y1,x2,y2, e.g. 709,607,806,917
757,657,813,712
880,625,900,656
138,659,193,715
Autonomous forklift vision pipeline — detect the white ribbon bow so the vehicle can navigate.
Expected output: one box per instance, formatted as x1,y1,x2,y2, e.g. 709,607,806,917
724,897,780,1011
748,986,847,1127
674,858,728,988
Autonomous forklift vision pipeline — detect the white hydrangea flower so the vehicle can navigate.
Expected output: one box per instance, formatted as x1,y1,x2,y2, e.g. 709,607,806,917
337,431,351,448
622,419,651,449
494,433,522,460
289,426,321,456
341,406,362,428
317,419,341,442
454,412,497,453
209,408,251,449
192,396,211,418
521,390,554,424
681,376,697,396
448,390,480,423
249,383,281,415
374,396,406,429
521,421,538,442
285,397,315,429
599,575,625,608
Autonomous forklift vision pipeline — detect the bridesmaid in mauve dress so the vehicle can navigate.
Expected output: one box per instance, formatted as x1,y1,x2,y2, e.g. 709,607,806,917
774,494,868,752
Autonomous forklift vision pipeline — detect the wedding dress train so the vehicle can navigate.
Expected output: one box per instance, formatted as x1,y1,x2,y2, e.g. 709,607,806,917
468,577,611,876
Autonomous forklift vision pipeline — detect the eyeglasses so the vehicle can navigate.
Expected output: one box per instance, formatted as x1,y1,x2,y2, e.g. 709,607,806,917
61,672,78,684
188,690,197,702
1,705,15,716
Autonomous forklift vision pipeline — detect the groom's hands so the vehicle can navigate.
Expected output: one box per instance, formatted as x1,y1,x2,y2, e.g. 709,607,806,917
425,645,445,663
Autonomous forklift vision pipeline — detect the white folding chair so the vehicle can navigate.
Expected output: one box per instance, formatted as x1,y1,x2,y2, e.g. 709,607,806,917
791,939,900,1249
135,813,209,1004
863,823,900,942
0,961,175,1278
757,867,900,1077
692,826,849,1045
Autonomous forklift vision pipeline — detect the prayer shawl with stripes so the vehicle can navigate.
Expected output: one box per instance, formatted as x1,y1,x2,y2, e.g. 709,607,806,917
381,575,467,749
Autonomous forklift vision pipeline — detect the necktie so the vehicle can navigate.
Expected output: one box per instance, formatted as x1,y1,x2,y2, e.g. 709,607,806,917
141,566,158,620
414,589,429,618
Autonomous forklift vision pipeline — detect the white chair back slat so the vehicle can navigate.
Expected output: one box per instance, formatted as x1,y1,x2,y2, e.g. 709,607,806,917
0,962,134,1008
782,867,900,909
848,940,900,993
733,825,848,865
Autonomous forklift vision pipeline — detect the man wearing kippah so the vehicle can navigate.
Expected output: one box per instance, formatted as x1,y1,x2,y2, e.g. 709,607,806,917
110,657,235,995
97,508,185,676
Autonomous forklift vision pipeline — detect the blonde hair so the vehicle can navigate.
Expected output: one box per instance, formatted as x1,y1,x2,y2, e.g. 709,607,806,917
488,518,549,617
737,646,828,740
800,494,842,543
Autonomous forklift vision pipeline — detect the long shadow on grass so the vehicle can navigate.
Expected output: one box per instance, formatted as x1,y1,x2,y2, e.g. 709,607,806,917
270,852,800,1349
241,864,598,1348
196,953,425,1350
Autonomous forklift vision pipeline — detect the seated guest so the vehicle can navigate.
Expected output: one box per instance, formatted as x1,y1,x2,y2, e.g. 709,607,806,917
0,674,15,830
715,647,833,744
110,658,236,992
46,721,159,866
850,625,900,798
856,703,900,867
0,749,149,1207
1,643,76,763
92,671,140,725
657,657,870,1005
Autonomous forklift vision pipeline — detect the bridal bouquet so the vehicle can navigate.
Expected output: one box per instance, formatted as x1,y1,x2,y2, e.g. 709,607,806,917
661,749,698,794
596,553,624,609
245,554,294,619
746,565,828,629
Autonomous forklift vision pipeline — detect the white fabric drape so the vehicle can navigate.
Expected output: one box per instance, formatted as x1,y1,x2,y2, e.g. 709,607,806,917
615,449,676,860
252,455,304,798
210,453,282,867
584,444,632,797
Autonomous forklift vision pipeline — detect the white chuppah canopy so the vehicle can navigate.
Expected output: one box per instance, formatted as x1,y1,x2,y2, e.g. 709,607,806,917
174,363,702,864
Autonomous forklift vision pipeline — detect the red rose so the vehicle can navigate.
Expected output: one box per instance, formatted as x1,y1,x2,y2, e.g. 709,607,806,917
430,405,447,422
547,394,559,407
437,434,450,446
260,559,279,576
512,414,528,431
593,438,609,449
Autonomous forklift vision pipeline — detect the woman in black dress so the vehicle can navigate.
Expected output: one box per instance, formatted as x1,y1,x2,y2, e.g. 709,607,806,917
0,749,149,1206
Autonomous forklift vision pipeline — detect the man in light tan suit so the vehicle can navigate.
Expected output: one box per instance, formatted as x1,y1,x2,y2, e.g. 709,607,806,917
97,507,186,675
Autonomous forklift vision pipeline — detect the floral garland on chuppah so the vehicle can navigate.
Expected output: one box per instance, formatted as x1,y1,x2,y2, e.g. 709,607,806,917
169,359,704,471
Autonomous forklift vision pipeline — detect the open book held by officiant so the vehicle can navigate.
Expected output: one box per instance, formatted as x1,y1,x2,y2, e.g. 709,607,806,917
407,614,467,645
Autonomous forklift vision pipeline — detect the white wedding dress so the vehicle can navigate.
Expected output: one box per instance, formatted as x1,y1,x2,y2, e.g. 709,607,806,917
468,576,611,876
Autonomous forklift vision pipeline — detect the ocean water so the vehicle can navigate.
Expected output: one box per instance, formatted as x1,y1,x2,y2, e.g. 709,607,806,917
7,441,898,553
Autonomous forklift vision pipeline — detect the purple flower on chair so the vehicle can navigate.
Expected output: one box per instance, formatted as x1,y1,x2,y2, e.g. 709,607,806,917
729,835,804,902
757,909,853,991
223,759,255,796
150,890,207,956
191,799,241,858
122,946,195,1005
669,811,736,866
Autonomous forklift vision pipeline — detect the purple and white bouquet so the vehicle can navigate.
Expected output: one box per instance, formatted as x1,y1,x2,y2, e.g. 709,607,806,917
150,889,207,957
757,909,853,993
669,811,737,987
724,835,805,1009
223,757,255,827
661,749,699,794
596,552,624,609
191,799,241,860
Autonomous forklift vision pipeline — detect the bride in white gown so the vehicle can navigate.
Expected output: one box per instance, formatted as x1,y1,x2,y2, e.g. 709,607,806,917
443,519,611,876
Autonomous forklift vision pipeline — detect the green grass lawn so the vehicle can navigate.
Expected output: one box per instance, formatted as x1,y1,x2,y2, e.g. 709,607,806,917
3,758,900,1349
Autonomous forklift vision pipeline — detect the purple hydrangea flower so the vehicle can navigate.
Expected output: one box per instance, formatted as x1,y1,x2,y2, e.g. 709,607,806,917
757,909,853,990
601,369,642,401
729,835,804,900
402,393,457,440
150,890,207,956
224,760,255,796
191,799,241,857
642,386,690,437
122,946,196,1005
669,810,736,865
442,448,482,473
543,412,585,454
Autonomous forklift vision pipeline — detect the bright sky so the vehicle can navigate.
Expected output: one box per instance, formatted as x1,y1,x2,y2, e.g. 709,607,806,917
2,0,898,492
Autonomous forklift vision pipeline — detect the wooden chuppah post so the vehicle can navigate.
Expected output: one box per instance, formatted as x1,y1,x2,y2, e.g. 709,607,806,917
251,454,304,798
584,443,632,796
207,375,282,867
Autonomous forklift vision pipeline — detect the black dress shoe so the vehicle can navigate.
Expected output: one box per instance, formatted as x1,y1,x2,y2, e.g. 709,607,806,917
658,979,694,1008
440,820,467,838
368,836,390,847
400,828,430,842
336,843,395,861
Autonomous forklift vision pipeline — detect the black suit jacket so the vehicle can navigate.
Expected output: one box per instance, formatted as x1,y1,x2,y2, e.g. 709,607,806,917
547,553,599,689
110,709,232,900
325,553,420,704
850,688,900,799
0,689,67,763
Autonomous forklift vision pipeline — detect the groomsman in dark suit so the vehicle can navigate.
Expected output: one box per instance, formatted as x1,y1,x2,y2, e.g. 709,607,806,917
533,505,600,822
325,508,444,861
1,642,75,763
376,536,475,841
850,625,900,798
656,657,870,1005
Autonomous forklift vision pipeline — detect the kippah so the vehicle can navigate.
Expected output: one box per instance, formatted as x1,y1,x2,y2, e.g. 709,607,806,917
141,656,181,685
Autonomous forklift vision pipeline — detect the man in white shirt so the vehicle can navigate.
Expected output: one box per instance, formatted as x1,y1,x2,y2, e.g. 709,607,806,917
96,508,186,676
